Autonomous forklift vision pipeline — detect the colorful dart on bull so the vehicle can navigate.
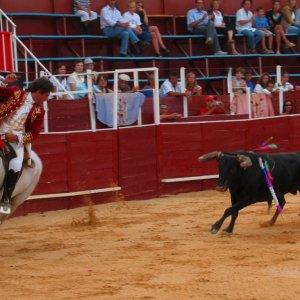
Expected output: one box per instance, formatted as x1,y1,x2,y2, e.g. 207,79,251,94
261,136,273,147
264,160,274,182
258,157,283,213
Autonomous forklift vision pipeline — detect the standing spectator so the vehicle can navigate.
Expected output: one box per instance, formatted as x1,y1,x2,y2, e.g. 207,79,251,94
185,71,202,96
100,0,145,57
235,0,263,54
68,61,87,99
122,1,151,54
136,0,170,56
244,69,255,93
49,64,70,100
254,72,272,93
254,7,274,53
159,71,191,98
73,0,98,34
281,99,295,114
199,95,227,115
266,0,296,54
187,0,227,55
232,67,247,94
281,0,300,35
207,0,240,55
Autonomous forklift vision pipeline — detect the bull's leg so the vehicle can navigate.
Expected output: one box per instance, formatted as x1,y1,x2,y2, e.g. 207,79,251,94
262,195,286,227
210,199,250,234
222,211,239,233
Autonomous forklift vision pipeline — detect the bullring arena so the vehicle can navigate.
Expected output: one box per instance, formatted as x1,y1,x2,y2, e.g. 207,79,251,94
2,0,300,299
2,191,300,300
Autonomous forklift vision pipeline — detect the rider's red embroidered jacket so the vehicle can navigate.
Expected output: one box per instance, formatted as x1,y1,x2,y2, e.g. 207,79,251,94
0,86,45,144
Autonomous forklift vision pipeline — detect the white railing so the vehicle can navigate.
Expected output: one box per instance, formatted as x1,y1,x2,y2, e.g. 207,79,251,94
43,67,160,132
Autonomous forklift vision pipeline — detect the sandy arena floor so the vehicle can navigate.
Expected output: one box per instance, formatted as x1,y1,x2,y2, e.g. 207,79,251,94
1,190,300,300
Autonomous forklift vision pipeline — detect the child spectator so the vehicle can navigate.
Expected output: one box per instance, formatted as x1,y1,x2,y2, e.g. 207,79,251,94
160,104,182,121
199,95,227,115
73,0,98,34
232,68,247,94
254,7,274,53
244,69,254,93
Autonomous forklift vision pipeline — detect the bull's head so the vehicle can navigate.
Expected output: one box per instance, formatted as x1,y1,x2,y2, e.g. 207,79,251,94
198,152,252,192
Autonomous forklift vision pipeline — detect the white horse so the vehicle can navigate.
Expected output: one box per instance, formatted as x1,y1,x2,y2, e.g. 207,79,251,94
0,150,42,223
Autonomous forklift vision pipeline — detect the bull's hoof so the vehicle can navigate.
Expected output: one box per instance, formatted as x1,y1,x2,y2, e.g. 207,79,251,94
210,226,219,234
260,221,274,228
222,227,233,234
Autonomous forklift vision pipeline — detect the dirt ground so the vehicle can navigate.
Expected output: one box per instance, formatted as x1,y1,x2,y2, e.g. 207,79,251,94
1,190,300,300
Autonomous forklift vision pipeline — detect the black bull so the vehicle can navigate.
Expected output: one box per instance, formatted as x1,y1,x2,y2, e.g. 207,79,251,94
199,151,300,234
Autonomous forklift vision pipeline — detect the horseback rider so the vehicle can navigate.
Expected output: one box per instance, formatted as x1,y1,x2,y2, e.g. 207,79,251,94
0,77,53,213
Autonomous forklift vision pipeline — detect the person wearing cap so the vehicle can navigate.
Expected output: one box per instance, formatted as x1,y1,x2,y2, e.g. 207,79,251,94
199,95,227,115
73,0,98,35
159,71,192,98
118,74,139,93
100,0,145,57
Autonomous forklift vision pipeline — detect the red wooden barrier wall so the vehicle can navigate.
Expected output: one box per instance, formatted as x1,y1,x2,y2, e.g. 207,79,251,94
10,114,298,217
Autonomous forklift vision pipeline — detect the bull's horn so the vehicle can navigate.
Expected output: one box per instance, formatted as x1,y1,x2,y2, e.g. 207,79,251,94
237,155,252,169
198,151,221,162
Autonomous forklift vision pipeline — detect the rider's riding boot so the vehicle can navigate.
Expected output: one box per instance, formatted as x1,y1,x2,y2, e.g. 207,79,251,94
1,170,20,204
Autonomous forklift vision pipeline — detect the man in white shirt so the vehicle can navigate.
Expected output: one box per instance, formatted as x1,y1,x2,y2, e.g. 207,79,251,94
235,0,263,53
100,0,145,57
187,0,227,55
159,71,191,98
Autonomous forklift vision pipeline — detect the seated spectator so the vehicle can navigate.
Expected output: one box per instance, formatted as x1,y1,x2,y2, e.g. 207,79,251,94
281,99,295,114
73,0,98,34
118,74,139,93
84,57,97,87
122,1,151,55
235,0,263,54
160,104,182,121
254,6,274,53
68,61,87,99
49,64,70,99
185,71,202,95
244,69,254,93
199,95,227,115
136,0,170,56
159,71,191,98
95,74,113,94
266,0,296,54
208,0,240,55
100,0,145,57
274,71,300,91
187,0,227,55
232,67,247,94
281,0,300,35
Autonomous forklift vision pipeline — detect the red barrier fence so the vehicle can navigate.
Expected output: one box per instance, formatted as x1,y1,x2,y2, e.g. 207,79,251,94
12,114,297,217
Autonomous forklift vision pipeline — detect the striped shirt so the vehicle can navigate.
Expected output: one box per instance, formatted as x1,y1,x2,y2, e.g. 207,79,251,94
73,0,90,14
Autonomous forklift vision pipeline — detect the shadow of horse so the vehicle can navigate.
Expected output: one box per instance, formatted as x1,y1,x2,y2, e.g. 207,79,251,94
0,150,42,223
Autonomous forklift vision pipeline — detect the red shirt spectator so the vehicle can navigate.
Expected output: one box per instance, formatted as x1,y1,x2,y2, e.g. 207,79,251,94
199,95,227,115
